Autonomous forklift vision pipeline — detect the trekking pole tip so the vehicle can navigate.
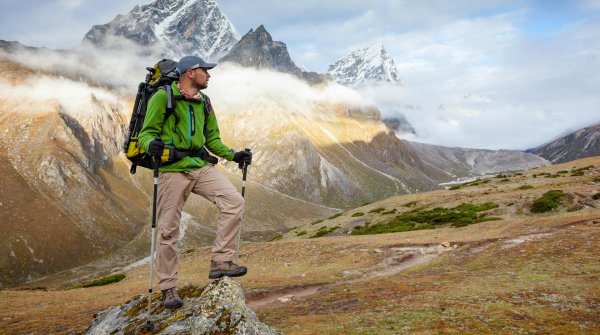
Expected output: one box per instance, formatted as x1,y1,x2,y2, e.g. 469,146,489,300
144,320,154,329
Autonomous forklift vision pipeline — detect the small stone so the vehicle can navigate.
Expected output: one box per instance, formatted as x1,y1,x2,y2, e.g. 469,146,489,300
300,273,306,277
373,248,384,253
441,242,451,248
284,262,290,267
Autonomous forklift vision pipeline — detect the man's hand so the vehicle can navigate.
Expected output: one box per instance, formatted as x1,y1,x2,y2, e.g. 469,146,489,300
233,149,252,169
148,137,165,157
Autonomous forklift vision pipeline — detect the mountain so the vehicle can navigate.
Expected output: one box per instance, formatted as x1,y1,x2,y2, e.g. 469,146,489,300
527,124,600,163
82,0,239,61
220,25,328,84
220,25,301,74
328,44,400,86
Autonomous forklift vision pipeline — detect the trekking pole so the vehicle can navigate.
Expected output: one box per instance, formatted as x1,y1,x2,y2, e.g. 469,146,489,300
144,156,160,330
235,149,250,264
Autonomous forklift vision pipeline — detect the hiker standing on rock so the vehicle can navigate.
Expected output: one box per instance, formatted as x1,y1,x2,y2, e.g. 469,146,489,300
138,55,252,309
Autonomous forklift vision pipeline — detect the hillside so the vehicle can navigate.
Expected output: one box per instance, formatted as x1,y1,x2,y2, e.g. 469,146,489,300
528,123,600,164
1,156,598,335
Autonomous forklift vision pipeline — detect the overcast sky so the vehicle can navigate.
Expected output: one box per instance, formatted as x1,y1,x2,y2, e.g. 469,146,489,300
1,0,599,150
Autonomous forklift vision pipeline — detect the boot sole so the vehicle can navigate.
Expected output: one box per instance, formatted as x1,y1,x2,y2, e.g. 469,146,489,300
208,268,247,279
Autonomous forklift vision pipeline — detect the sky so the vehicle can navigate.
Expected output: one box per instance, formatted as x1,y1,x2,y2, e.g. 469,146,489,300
0,0,599,150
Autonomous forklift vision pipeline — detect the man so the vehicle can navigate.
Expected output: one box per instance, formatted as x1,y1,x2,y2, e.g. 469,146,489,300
138,55,252,309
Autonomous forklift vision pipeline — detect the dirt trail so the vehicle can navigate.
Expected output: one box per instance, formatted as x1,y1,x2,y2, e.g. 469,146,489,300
245,218,599,311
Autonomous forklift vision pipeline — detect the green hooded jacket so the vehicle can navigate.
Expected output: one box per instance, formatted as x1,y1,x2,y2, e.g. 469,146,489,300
138,81,235,172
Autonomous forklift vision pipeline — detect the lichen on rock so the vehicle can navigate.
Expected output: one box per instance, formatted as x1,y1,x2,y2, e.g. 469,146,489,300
86,277,282,335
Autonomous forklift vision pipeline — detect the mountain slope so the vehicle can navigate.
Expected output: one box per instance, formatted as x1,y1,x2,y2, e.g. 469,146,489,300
527,123,600,163
328,44,400,86
83,0,239,60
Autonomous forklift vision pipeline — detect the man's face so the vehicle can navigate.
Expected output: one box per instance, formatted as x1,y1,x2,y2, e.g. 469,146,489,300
189,67,210,90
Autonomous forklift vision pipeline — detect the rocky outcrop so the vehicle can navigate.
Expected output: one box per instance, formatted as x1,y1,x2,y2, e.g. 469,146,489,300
86,277,282,335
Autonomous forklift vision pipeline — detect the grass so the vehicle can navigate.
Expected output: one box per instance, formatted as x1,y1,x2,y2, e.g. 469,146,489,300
517,184,534,190
351,202,500,235
368,207,385,214
351,212,365,217
530,190,567,213
448,178,490,190
328,213,343,220
77,274,125,288
309,226,341,238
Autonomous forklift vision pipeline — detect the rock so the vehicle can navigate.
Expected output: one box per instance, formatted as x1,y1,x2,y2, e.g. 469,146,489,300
85,277,282,335
441,242,451,248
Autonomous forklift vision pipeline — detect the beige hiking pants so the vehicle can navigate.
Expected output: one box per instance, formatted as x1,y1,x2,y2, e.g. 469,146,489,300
155,165,244,290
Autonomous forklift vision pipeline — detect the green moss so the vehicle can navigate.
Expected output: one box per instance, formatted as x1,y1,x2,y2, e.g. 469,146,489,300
309,226,341,239
178,285,203,298
296,231,307,236
368,207,385,213
351,212,365,217
78,274,125,288
517,184,534,190
310,219,324,225
327,213,343,220
530,190,567,213
351,202,501,235
268,234,283,242
381,208,397,215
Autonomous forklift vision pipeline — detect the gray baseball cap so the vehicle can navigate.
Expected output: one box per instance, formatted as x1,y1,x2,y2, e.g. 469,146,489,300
176,55,217,74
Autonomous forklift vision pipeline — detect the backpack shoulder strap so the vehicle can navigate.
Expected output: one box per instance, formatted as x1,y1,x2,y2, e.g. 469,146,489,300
162,84,180,125
200,92,211,139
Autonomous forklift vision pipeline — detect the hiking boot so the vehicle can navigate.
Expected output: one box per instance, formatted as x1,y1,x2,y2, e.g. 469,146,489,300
161,287,183,309
208,260,247,279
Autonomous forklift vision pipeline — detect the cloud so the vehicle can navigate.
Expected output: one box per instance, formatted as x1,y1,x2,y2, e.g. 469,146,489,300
60,0,84,10
207,63,373,118
0,75,121,115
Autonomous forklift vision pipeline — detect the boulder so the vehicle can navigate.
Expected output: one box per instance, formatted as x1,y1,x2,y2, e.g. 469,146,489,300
86,277,282,335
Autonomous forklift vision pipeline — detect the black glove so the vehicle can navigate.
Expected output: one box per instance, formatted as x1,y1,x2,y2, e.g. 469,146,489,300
233,149,252,169
148,137,165,157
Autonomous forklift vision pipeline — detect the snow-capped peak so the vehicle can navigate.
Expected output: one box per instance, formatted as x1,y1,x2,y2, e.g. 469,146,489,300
327,44,400,86
83,0,239,61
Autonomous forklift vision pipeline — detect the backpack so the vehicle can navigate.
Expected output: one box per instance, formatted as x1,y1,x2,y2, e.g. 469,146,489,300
123,59,216,174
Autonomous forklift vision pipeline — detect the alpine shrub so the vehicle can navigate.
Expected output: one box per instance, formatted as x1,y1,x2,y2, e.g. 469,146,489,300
530,190,566,213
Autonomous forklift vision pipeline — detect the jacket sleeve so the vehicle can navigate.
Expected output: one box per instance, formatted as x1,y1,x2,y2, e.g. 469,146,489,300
138,89,167,152
204,102,235,161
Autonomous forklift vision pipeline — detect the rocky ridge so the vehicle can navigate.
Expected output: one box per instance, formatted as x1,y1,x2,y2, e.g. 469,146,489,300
527,123,600,163
220,25,328,84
